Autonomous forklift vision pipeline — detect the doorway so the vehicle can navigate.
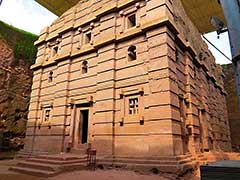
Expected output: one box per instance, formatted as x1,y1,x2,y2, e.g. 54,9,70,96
80,110,89,144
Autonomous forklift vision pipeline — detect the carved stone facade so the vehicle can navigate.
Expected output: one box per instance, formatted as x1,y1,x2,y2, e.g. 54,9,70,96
23,0,231,164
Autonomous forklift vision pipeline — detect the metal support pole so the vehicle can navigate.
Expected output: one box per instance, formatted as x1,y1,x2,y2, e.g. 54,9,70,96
220,0,240,105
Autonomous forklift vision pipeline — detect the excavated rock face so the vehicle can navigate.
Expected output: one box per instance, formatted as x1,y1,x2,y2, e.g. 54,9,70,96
0,39,12,67
0,21,37,151
222,64,240,151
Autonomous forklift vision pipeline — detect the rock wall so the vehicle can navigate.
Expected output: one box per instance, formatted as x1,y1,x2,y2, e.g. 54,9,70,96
0,21,37,151
222,64,240,151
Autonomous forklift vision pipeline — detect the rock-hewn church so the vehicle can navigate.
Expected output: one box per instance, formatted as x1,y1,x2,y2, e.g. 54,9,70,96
23,0,232,172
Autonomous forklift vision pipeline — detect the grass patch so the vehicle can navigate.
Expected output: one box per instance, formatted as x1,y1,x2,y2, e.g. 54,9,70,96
0,20,38,64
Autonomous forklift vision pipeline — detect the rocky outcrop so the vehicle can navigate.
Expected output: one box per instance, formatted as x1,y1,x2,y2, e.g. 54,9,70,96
0,21,38,151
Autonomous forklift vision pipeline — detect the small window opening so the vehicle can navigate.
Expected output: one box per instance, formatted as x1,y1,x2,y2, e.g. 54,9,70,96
128,45,137,61
120,121,124,126
199,52,204,61
52,46,58,57
129,98,139,115
48,71,53,82
127,14,136,28
82,61,88,74
193,67,197,79
140,119,144,125
45,109,51,122
85,32,92,44
176,49,180,62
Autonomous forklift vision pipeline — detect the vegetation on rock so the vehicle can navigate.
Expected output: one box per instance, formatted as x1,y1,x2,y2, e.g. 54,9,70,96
0,21,37,62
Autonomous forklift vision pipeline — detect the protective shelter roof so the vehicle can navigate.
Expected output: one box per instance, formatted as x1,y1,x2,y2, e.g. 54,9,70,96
36,0,226,33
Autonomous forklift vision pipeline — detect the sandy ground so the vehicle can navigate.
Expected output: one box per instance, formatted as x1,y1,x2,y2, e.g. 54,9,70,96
50,170,174,180
0,160,199,180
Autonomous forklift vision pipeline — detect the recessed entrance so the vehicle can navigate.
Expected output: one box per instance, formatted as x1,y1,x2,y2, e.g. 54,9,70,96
72,105,91,150
80,110,89,144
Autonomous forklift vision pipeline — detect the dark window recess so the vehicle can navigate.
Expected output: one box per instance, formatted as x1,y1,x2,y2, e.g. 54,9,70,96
140,119,144,125
129,98,139,115
128,45,137,61
82,61,88,74
81,110,89,144
127,14,136,28
45,109,50,122
176,49,180,62
120,121,124,126
48,71,53,82
193,67,197,78
204,148,209,152
199,52,204,60
52,46,58,57
187,126,192,135
85,32,92,44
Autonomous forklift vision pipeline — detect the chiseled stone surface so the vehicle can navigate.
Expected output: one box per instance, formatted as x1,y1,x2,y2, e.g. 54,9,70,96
23,0,231,164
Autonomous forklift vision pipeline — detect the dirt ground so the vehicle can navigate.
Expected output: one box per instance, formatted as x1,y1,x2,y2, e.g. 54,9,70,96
0,160,199,180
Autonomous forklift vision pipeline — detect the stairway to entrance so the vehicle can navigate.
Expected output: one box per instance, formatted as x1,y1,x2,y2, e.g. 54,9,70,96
9,153,88,177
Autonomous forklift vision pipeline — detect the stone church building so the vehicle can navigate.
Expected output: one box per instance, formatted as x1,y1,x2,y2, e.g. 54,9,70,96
23,0,231,167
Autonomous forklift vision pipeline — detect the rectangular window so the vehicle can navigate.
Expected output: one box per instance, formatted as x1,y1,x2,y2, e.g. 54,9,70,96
128,45,137,61
52,46,58,57
175,49,179,62
84,32,92,44
45,109,51,122
129,98,139,115
48,71,53,82
127,13,136,28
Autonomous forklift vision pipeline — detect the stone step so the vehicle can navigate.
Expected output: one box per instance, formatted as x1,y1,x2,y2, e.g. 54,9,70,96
176,154,193,160
103,155,177,161
9,166,57,178
15,151,49,159
196,154,208,164
178,157,195,165
36,154,87,161
198,155,207,159
17,150,49,155
197,154,205,157
10,153,89,177
17,161,59,172
71,149,88,154
27,157,87,165
196,154,207,159
15,153,32,159
99,155,196,165
98,158,178,165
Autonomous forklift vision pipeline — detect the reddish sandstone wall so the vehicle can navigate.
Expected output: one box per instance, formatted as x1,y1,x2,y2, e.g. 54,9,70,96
24,0,231,156
169,0,231,152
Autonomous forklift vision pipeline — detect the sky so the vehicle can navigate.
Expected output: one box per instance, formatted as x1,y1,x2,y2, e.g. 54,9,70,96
0,0,232,65
0,0,57,34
